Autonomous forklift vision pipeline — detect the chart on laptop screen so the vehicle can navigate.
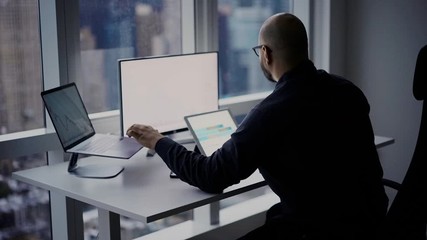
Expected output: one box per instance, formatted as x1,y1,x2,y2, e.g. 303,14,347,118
42,83,94,148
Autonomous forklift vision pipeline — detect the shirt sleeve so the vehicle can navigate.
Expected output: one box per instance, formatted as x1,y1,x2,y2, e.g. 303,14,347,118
155,133,258,193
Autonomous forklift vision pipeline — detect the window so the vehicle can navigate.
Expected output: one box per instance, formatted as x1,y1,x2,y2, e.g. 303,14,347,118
0,154,50,240
218,0,292,98
79,0,182,113
0,1,50,239
0,0,43,134
78,1,186,238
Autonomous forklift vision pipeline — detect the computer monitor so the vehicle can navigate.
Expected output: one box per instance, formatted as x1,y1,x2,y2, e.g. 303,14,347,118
119,52,219,137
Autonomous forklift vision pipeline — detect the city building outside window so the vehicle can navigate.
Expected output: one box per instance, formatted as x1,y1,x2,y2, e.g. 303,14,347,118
218,0,292,98
79,0,182,113
0,0,51,239
79,0,292,111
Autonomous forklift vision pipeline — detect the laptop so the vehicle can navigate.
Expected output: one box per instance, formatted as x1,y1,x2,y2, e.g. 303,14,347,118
41,83,143,159
184,109,238,156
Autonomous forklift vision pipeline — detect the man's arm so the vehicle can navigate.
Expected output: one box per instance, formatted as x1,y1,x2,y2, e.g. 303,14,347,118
127,124,255,193
155,137,244,193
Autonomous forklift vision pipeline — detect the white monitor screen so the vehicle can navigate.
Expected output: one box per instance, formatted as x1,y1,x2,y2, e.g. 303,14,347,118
119,52,219,135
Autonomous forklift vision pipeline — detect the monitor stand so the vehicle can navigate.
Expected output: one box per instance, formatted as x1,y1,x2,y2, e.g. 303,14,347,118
168,130,194,144
67,153,124,179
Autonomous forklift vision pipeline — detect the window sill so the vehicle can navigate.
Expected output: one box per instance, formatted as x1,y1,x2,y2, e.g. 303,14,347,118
0,128,60,159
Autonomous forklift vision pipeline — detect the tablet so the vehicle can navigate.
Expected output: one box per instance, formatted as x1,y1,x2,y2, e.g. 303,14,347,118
184,109,237,156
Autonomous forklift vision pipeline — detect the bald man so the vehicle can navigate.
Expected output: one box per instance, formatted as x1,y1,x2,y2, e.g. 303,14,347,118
127,13,388,239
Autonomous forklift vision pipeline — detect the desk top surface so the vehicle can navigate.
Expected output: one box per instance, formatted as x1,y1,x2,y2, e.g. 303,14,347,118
12,147,266,223
12,136,394,223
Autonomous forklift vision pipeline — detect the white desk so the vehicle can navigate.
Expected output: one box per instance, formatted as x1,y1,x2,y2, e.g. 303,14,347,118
12,136,394,239
13,146,267,239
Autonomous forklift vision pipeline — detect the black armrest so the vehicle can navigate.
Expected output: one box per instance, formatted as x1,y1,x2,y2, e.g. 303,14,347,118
382,178,401,191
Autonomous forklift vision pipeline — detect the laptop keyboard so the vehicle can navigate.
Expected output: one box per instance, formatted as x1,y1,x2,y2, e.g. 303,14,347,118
79,136,122,153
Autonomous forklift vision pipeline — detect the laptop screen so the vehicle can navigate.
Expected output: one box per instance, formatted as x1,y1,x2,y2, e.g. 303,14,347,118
41,83,95,150
184,109,237,156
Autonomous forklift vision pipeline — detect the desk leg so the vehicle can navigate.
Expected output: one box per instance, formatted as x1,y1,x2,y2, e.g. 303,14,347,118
50,193,83,240
65,197,84,240
194,202,220,225
98,208,121,240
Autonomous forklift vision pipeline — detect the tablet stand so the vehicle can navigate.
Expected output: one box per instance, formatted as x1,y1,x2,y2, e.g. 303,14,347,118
194,145,201,154
67,153,124,179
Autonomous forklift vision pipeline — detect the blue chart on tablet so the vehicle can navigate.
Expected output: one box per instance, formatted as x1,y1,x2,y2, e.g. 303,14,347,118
185,109,237,156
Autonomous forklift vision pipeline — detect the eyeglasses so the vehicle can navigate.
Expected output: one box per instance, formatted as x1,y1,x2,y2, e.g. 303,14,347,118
252,45,263,57
252,45,271,57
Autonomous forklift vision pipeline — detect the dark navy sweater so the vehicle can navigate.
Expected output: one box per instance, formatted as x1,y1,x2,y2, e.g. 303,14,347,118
155,59,388,236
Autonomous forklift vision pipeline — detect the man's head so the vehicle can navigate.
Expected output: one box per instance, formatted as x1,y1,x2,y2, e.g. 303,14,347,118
256,13,308,82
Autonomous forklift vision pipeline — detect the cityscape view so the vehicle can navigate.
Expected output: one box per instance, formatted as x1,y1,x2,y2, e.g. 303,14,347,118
0,1,50,239
0,0,290,239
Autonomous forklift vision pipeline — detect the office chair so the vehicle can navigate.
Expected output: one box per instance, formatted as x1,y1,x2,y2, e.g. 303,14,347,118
378,44,427,240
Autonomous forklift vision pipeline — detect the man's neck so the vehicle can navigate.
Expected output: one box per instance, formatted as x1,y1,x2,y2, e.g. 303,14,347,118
274,58,307,81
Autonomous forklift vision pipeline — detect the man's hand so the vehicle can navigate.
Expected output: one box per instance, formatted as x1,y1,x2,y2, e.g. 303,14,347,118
126,124,165,149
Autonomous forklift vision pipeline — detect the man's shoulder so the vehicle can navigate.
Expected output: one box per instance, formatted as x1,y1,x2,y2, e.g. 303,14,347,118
317,70,364,95
317,69,354,87
316,70,369,111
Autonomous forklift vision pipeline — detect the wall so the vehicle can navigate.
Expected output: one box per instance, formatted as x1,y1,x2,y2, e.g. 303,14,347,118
342,0,427,187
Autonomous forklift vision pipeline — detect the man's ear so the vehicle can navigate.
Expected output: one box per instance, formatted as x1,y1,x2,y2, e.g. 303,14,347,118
262,45,272,65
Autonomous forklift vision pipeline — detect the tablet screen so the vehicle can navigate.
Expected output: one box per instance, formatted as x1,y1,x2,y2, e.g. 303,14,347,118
184,109,237,156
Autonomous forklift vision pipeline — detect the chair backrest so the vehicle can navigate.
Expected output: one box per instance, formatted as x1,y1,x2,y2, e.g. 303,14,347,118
414,45,427,101
381,45,427,239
